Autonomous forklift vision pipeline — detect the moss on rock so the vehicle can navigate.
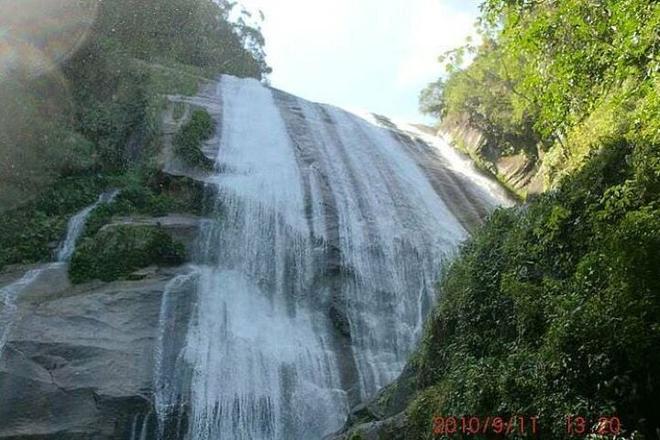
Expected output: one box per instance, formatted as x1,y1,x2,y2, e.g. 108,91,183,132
69,224,186,284
83,171,207,240
174,109,215,171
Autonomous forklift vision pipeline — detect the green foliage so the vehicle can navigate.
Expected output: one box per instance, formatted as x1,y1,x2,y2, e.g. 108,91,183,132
93,0,270,79
419,78,447,119
61,0,269,172
69,224,186,284
0,79,98,210
62,170,203,283
408,141,660,438
83,171,207,240
0,164,204,272
1,0,262,268
422,41,542,158
174,109,216,171
0,175,107,269
480,0,659,138
414,5,659,428
1,0,269,209
423,0,660,190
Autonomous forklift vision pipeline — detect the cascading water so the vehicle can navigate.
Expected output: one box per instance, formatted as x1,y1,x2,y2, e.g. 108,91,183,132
154,268,201,439
156,75,511,440
56,189,119,262
0,189,118,359
0,268,42,356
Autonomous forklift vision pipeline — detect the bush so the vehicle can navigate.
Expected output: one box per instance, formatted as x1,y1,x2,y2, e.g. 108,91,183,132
69,225,186,283
422,0,659,193
82,171,207,242
174,109,216,171
408,141,660,439
408,1,660,437
0,175,107,269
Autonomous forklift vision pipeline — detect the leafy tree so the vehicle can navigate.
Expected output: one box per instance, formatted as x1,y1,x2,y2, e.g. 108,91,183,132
408,1,660,438
409,141,660,439
0,0,269,266
423,0,659,181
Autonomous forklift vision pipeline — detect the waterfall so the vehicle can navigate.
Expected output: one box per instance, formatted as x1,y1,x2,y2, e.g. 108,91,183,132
0,189,119,359
56,189,119,262
128,413,151,440
154,269,200,439
130,414,139,440
139,413,149,440
157,75,511,439
0,268,42,356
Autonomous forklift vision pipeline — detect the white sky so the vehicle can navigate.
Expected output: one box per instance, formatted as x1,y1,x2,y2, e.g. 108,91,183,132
239,0,481,123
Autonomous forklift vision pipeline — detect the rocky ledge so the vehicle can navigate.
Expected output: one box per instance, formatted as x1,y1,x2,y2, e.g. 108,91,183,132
0,265,196,439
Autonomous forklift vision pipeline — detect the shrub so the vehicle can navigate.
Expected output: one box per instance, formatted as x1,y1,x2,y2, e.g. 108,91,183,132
82,172,207,241
0,175,107,269
174,109,216,171
69,225,186,283
408,141,660,438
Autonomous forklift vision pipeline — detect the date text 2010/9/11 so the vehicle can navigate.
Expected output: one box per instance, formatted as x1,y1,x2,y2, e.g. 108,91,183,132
432,416,539,436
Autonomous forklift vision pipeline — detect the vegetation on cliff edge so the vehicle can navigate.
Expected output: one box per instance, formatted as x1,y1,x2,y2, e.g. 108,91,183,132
410,0,660,438
69,225,186,283
0,0,267,270
421,0,659,194
408,141,659,439
174,109,216,171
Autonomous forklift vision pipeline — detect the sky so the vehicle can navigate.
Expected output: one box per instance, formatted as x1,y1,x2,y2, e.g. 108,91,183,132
238,0,481,123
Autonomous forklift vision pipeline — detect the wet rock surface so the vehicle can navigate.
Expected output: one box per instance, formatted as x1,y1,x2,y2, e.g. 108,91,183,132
440,114,544,197
0,75,512,440
327,362,417,440
0,266,193,439
327,413,408,440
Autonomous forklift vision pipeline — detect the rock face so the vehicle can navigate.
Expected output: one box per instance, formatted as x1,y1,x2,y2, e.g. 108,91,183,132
0,88,211,440
327,413,408,440
440,113,544,197
326,361,418,440
0,75,512,440
0,265,195,439
102,215,204,256
161,83,222,181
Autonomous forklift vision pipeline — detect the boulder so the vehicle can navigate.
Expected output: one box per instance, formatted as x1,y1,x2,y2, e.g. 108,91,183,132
0,266,195,439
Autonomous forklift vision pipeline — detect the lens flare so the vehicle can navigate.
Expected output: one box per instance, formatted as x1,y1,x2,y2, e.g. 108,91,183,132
0,0,98,81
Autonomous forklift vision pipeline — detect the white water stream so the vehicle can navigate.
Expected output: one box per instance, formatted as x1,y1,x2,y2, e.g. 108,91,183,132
56,190,119,262
154,76,512,440
0,268,43,356
0,189,118,359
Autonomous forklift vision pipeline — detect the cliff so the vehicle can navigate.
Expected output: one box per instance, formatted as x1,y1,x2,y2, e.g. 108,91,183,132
0,76,512,439
439,113,544,199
